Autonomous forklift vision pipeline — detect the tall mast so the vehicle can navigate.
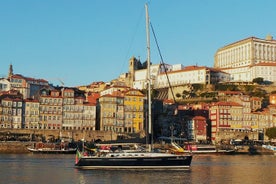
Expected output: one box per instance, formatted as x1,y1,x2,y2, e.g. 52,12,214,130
145,3,152,152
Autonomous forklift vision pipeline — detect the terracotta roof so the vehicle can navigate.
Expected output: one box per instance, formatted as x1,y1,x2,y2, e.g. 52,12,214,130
124,89,144,97
193,116,206,120
163,99,174,104
11,74,48,83
251,97,262,101
24,99,39,102
101,93,124,98
253,62,276,67
1,97,13,101
213,101,242,106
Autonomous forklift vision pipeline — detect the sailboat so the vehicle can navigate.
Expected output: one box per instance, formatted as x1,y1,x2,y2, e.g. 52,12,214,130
74,3,192,169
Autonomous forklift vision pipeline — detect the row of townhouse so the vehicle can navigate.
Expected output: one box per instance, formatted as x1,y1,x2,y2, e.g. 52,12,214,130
0,68,146,134
0,84,146,135
209,102,276,142
187,93,276,142
2,78,276,142
157,92,276,143
0,88,96,131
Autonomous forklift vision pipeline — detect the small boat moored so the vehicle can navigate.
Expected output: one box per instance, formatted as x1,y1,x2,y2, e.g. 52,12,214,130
184,144,235,154
27,142,76,154
262,144,276,151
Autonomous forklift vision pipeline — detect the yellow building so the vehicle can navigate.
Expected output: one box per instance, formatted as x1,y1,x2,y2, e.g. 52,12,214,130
124,89,145,133
99,89,145,135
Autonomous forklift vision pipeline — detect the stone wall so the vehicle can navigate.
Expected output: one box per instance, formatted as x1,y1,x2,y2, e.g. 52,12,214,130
0,129,118,153
0,142,31,153
215,130,261,143
0,129,116,142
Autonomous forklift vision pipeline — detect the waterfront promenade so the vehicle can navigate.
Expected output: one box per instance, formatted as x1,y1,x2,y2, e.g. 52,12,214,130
0,141,31,153
0,129,115,143
0,128,116,153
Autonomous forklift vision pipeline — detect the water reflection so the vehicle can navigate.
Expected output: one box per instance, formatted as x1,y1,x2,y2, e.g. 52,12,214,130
75,169,191,184
1,154,276,184
190,155,276,184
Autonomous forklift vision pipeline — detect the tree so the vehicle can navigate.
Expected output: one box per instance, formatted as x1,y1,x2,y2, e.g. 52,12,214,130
215,83,238,91
176,93,181,98
192,84,204,92
265,127,276,140
252,77,264,85
182,90,190,99
251,88,267,98
243,85,255,94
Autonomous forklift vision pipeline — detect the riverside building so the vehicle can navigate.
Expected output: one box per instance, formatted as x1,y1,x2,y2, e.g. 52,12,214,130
99,88,145,134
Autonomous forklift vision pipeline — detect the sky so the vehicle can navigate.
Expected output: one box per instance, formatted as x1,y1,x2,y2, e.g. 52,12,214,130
1,0,276,87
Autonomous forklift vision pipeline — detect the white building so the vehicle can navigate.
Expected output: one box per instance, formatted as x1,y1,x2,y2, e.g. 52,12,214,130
131,62,229,90
214,35,276,83
155,66,230,89
0,78,10,91
133,64,161,90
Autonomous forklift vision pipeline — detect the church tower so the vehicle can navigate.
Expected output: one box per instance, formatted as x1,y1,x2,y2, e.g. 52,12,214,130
127,56,139,87
8,64,13,79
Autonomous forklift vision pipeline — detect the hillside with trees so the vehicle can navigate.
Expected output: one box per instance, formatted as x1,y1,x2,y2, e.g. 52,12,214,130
162,77,276,109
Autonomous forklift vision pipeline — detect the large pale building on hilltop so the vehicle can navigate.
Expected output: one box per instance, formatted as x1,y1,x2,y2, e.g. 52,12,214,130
156,66,230,89
214,35,276,83
126,57,229,91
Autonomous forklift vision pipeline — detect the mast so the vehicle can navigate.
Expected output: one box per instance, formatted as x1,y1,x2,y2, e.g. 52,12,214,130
145,3,152,152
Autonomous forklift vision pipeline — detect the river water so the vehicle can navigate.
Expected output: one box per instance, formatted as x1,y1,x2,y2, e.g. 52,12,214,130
1,154,276,184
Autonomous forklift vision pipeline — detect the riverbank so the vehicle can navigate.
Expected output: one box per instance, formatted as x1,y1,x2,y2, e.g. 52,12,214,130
233,144,275,155
0,141,32,154
1,141,275,155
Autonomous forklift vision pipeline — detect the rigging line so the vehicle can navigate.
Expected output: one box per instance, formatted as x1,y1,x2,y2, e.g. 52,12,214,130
150,22,177,104
120,6,144,74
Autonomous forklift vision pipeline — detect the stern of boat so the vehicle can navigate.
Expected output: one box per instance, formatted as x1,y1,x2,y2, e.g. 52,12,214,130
75,149,82,165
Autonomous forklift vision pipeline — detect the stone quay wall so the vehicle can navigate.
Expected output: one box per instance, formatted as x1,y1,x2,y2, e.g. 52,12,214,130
0,129,117,153
0,129,116,142
0,142,32,153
